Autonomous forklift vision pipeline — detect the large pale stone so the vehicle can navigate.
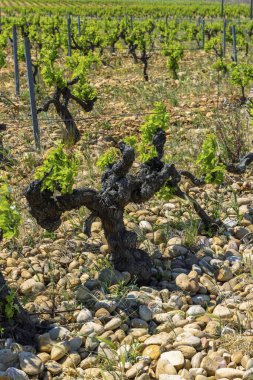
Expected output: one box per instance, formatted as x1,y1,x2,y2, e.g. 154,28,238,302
160,351,185,370
215,368,244,379
50,341,70,361
19,352,44,375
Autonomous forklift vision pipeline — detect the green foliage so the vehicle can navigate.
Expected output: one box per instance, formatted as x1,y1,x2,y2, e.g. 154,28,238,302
163,42,184,79
156,185,177,201
0,49,5,69
196,133,225,184
34,142,80,194
212,58,228,74
123,135,137,148
4,291,19,319
139,102,169,162
229,63,253,98
0,180,21,240
96,147,119,170
67,53,98,101
41,61,66,89
205,36,222,57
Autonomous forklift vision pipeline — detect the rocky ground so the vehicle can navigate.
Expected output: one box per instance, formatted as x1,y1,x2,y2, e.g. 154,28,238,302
0,50,253,380
1,179,253,380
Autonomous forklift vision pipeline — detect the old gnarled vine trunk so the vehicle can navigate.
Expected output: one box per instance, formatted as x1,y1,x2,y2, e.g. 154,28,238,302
25,129,219,284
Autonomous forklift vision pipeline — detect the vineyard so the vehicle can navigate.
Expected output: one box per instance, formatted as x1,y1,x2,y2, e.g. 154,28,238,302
1,0,253,379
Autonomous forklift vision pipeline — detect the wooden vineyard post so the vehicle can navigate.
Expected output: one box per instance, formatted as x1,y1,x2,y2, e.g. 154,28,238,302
202,18,205,49
251,0,253,20
232,25,237,63
67,14,72,57
223,18,226,57
130,15,133,30
221,0,224,18
12,25,20,97
77,15,81,38
24,35,40,151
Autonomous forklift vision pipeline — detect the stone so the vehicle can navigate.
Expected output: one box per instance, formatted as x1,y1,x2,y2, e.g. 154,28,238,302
50,341,70,361
160,351,185,370
215,368,244,379
189,368,207,377
142,345,160,360
6,368,29,380
131,318,148,329
242,356,251,369
191,295,210,306
231,352,243,365
69,336,83,351
38,333,53,353
76,308,92,323
200,356,220,376
243,368,253,380
80,321,104,335
104,317,122,331
234,227,249,240
191,353,206,368
37,352,50,363
246,360,253,370
79,356,97,370
139,221,153,232
20,278,45,295
19,352,44,375
125,361,146,378
174,333,201,347
0,349,19,371
139,305,152,322
0,371,10,380
187,305,205,316
205,321,221,336
45,361,62,375
200,275,219,295
98,268,126,285
177,346,196,359
95,300,117,313
144,332,171,346
159,376,184,380
60,352,81,368
75,286,93,302
216,267,233,282
49,326,70,340
213,305,233,318
156,359,177,378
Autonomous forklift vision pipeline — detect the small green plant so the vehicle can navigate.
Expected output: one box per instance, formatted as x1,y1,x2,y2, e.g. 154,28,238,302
0,180,21,239
139,102,169,162
156,185,177,201
229,63,253,101
0,290,20,320
101,121,112,131
229,187,243,222
34,142,80,194
183,214,201,248
196,133,225,184
123,135,137,148
96,147,119,170
212,58,228,75
163,42,184,79
4,291,19,319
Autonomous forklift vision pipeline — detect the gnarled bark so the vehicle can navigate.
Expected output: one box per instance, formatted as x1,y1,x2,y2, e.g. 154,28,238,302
0,269,36,344
25,128,218,284
37,78,97,144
